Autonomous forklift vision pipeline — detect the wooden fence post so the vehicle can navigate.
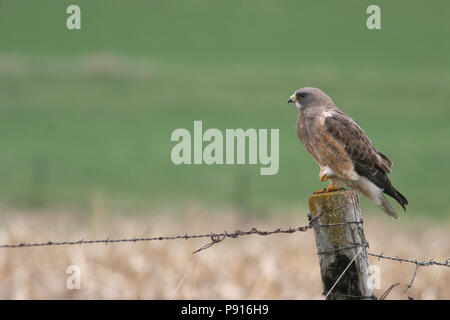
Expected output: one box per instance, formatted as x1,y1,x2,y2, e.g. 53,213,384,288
309,189,376,300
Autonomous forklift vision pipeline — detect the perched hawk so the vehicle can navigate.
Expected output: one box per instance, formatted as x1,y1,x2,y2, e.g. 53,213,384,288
287,87,408,218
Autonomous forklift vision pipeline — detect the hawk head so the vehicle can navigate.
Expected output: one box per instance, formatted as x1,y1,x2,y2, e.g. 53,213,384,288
287,87,334,110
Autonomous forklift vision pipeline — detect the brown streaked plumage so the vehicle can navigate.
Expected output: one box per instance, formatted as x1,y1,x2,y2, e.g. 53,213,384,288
287,87,408,219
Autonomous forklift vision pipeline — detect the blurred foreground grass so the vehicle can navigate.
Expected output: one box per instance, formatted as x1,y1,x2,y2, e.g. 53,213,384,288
0,207,448,299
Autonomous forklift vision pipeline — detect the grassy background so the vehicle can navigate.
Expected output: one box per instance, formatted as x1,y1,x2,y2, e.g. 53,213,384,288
0,0,449,219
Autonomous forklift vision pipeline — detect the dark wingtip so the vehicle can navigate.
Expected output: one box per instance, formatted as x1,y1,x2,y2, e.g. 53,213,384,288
353,163,408,211
394,188,408,211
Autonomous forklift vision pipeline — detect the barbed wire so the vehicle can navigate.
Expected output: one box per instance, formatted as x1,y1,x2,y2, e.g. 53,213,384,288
0,212,325,253
0,213,448,269
368,252,449,295
0,211,448,299
367,252,449,267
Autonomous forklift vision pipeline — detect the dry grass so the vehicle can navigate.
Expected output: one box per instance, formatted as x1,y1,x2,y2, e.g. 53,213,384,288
0,205,448,300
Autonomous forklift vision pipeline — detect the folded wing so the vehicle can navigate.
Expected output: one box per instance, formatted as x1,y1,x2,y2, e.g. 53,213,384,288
324,111,408,210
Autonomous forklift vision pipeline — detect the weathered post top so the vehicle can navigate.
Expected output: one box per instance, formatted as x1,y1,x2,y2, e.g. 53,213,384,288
309,189,375,300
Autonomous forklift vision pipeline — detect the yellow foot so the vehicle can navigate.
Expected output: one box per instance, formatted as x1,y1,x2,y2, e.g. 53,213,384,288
313,185,344,194
313,188,327,194
324,186,344,193
319,174,329,182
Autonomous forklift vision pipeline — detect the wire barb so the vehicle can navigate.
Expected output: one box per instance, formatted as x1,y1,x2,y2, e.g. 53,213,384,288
192,211,325,254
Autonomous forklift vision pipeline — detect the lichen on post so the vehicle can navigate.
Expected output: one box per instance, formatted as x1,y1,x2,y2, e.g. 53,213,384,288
309,189,375,300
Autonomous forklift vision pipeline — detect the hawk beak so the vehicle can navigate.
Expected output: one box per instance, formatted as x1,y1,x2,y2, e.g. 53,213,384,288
287,95,296,104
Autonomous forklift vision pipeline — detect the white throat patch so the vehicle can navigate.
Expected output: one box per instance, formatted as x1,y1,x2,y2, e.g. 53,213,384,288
294,101,303,111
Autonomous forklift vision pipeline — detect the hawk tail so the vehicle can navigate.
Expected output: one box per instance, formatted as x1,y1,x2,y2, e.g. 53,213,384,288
354,163,408,212
377,194,399,219
354,176,405,219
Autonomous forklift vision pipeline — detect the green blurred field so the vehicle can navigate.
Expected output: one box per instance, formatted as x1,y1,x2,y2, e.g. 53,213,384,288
0,1,449,218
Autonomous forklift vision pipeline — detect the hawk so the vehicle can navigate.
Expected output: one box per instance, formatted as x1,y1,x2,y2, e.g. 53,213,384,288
287,87,408,218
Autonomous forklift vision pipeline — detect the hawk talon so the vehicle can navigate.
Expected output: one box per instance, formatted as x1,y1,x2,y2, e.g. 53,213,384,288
324,186,344,193
313,186,344,194
313,188,327,194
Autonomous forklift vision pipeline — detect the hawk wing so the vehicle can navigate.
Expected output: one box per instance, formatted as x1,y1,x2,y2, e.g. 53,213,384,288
324,110,408,210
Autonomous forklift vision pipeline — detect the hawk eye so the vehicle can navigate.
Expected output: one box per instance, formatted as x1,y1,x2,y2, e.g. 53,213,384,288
298,92,306,98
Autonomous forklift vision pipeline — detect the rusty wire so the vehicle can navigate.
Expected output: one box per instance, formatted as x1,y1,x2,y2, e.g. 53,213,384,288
0,210,448,300
368,252,449,267
0,212,324,254
0,212,448,268
368,252,450,294
0,211,448,299
0,213,447,269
